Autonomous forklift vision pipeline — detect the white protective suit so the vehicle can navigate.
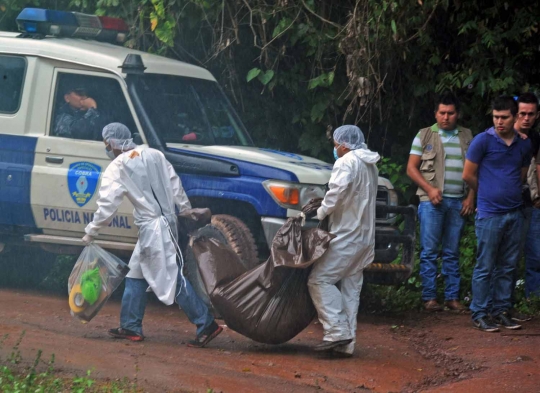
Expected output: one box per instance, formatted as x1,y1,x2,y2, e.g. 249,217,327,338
85,146,191,305
308,147,380,354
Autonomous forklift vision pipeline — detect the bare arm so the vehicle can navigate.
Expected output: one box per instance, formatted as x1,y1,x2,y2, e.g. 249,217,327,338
461,188,475,216
462,159,479,193
406,154,442,205
521,166,529,184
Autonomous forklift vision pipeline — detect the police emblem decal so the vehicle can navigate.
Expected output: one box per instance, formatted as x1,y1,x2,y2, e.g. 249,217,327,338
67,162,101,207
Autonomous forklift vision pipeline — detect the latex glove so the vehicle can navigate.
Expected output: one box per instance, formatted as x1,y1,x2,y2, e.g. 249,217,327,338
301,197,323,218
82,234,94,245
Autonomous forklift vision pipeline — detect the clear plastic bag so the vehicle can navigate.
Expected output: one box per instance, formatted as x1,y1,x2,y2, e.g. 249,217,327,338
68,244,129,323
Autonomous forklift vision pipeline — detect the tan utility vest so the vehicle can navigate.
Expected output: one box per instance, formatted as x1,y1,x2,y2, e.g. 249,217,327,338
416,124,473,202
527,156,539,202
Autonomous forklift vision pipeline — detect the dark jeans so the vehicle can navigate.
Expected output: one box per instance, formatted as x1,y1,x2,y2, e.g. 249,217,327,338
418,198,466,301
525,208,540,297
508,206,532,304
120,272,214,336
471,211,524,321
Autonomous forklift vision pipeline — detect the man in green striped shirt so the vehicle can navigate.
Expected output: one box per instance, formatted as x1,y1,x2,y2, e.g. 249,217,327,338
407,93,475,312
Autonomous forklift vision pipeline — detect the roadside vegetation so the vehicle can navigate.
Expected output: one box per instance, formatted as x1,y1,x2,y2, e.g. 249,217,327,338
0,332,139,392
2,1,539,161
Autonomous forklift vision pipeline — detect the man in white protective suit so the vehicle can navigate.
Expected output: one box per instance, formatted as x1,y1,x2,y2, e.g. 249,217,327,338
308,125,380,357
82,123,222,347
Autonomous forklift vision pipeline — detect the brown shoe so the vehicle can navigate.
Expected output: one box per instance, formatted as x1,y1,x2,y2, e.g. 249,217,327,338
445,300,468,312
424,299,443,312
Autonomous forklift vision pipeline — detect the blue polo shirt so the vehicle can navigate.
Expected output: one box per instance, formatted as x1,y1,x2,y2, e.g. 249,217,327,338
466,127,532,218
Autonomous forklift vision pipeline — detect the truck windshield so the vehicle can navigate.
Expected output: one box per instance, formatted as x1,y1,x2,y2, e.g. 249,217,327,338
132,74,252,146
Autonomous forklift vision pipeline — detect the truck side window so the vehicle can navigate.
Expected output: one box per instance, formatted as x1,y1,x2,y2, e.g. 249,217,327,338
132,75,252,146
0,55,26,114
50,73,136,141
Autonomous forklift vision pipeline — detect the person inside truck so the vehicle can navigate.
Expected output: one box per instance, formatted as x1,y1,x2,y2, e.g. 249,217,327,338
82,122,223,347
307,125,380,357
53,86,103,140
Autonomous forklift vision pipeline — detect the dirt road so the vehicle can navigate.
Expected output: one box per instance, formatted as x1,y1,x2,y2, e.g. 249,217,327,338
0,289,539,393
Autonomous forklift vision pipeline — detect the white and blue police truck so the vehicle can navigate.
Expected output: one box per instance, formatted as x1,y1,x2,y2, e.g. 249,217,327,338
0,8,415,288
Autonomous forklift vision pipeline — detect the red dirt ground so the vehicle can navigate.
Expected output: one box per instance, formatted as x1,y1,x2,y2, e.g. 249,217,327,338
1,289,539,392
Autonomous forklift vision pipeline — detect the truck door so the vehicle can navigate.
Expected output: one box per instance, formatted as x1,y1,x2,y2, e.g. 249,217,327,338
0,54,35,227
31,70,141,241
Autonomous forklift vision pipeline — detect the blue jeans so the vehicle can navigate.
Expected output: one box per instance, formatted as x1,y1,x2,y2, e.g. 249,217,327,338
418,198,465,301
525,208,540,297
507,206,532,304
120,272,215,336
470,211,524,320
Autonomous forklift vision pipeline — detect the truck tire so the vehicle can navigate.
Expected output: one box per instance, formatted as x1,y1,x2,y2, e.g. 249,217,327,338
183,215,259,313
210,214,259,269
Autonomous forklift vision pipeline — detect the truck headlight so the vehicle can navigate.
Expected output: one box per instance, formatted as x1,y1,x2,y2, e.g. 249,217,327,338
388,188,398,206
262,180,326,210
388,188,398,220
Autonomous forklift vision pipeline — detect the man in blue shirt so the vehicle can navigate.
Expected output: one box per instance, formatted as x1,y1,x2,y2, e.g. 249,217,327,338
463,96,532,332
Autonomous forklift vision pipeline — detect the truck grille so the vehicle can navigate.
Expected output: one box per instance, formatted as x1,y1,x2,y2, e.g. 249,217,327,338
376,187,388,220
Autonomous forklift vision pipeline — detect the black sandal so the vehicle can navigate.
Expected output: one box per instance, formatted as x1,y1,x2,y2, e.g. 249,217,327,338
108,327,144,342
187,322,223,348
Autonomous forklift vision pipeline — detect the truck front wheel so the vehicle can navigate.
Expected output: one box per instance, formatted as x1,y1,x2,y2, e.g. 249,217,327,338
184,214,259,311
210,214,258,269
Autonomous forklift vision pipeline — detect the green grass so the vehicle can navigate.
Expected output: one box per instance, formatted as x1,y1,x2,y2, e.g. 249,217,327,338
0,365,138,393
0,332,139,393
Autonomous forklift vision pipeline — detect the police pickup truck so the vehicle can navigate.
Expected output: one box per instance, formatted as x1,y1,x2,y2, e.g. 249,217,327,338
0,8,415,290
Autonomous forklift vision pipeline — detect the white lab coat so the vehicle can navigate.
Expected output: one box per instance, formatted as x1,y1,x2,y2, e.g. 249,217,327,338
308,148,379,354
85,146,191,305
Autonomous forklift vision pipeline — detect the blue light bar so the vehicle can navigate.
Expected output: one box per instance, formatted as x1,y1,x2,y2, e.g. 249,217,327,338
18,8,78,26
17,8,47,22
16,8,128,43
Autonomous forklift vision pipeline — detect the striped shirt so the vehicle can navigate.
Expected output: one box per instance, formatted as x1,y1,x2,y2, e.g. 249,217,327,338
410,128,465,198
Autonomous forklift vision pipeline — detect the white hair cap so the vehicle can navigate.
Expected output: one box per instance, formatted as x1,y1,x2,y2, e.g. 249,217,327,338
102,123,137,151
333,125,367,150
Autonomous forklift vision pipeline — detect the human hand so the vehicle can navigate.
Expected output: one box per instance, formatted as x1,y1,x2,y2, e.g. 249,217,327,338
427,187,443,205
82,234,94,245
80,97,97,110
533,198,540,209
460,196,475,216
518,132,529,140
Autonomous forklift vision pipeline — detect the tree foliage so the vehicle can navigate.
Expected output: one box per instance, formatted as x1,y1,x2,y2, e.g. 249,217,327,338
2,0,540,161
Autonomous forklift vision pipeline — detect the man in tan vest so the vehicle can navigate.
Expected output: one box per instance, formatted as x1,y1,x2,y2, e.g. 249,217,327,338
407,93,475,312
